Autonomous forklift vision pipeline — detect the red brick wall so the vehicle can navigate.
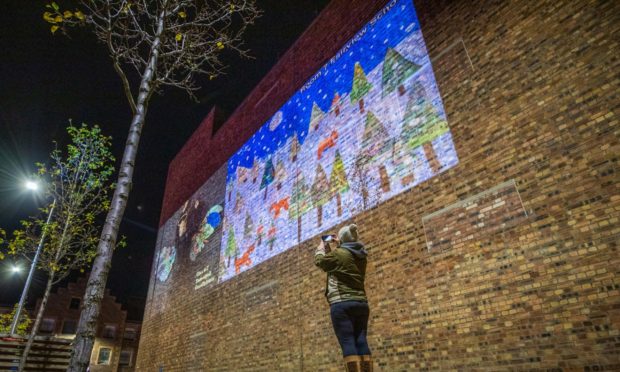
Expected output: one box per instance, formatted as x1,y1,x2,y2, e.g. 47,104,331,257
140,0,620,370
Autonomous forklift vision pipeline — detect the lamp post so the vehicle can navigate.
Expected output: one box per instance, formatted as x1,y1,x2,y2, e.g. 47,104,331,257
10,181,56,336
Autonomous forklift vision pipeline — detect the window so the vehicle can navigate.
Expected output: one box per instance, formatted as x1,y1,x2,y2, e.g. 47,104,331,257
61,320,77,334
102,324,116,339
69,298,81,309
123,328,137,340
119,349,133,366
39,318,55,333
97,347,112,365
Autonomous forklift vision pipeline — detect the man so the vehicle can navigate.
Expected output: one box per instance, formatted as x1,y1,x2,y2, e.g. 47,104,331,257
315,224,372,372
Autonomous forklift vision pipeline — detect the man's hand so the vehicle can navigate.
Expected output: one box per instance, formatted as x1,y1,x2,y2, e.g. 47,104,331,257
316,240,331,256
323,240,332,254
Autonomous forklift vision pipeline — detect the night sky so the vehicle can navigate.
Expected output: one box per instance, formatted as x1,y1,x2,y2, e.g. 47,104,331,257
0,0,330,319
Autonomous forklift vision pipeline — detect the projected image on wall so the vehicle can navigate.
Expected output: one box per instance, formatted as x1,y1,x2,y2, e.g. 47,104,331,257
156,245,176,282
220,0,458,281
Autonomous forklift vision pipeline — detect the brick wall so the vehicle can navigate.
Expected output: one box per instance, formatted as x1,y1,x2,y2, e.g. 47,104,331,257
137,0,620,370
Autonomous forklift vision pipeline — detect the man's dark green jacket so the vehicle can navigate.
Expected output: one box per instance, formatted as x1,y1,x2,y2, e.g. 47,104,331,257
315,242,368,304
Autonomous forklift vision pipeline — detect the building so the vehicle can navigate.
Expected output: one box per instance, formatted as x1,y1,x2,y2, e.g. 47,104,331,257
137,0,619,370
35,277,142,371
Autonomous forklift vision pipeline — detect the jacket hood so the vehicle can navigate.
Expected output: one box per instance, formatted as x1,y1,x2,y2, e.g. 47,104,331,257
340,242,367,258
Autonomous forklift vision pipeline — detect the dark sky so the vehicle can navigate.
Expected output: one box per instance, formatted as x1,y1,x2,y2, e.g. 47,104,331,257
0,0,329,318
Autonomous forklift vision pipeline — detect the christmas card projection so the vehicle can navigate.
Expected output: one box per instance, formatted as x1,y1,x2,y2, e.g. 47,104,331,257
156,245,176,282
219,0,459,281
190,204,223,261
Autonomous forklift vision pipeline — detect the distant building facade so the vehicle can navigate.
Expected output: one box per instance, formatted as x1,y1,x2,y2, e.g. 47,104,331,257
34,277,142,372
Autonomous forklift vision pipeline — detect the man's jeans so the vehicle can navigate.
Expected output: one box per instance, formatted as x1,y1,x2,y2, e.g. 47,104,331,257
330,300,371,356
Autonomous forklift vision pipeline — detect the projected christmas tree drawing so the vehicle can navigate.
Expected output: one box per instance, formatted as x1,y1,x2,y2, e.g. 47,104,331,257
224,228,237,268
329,151,350,217
260,157,275,200
310,102,326,132
290,133,300,162
289,170,312,228
217,0,459,281
382,48,421,97
351,62,373,113
360,111,393,194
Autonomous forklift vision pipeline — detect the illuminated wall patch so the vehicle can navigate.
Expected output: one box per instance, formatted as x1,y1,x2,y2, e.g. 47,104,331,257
219,0,459,281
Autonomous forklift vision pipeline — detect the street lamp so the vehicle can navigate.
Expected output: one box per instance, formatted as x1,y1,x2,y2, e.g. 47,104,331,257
24,180,39,191
10,180,56,336
11,265,22,274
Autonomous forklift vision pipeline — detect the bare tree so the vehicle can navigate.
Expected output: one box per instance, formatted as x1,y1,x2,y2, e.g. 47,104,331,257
43,1,260,370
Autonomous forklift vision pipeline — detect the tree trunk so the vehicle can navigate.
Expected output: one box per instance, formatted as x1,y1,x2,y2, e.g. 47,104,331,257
18,273,54,372
20,211,72,372
379,165,390,193
336,194,342,216
317,205,323,227
68,12,165,372
361,188,368,209
423,142,442,174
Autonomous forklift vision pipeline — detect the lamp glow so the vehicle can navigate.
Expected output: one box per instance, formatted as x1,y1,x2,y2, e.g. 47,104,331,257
11,265,21,274
24,180,39,191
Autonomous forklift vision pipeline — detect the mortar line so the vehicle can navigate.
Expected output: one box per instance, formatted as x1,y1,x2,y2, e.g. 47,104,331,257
512,178,529,217
421,216,432,252
422,179,516,222
429,36,474,72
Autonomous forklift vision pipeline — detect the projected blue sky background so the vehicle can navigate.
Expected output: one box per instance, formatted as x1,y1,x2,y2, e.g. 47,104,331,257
226,0,432,175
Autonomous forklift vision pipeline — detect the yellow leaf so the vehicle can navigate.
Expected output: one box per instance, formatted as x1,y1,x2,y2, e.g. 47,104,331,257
216,41,224,49
51,25,60,33
230,4,235,12
178,11,187,18
54,15,63,23
175,33,183,41
75,10,85,21
63,10,73,18
43,12,57,23
209,75,215,80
